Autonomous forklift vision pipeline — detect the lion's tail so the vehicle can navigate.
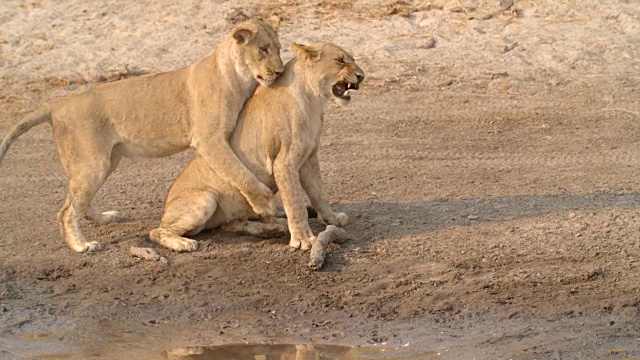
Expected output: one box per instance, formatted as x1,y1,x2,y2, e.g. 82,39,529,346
0,109,52,166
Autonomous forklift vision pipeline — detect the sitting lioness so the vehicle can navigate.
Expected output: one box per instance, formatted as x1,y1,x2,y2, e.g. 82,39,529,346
149,42,364,252
0,18,284,253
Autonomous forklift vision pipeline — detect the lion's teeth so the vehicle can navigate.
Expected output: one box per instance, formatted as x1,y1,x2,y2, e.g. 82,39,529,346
344,90,351,96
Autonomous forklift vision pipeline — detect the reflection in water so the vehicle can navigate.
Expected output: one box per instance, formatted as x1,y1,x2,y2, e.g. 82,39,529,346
166,343,429,360
13,333,431,359
15,333,50,341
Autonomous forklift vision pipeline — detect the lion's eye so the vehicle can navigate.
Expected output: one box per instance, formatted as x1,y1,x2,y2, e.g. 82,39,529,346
336,58,345,65
260,46,269,54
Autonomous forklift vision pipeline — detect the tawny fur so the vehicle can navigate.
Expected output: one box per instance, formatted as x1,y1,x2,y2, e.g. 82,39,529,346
0,18,284,253
149,42,365,252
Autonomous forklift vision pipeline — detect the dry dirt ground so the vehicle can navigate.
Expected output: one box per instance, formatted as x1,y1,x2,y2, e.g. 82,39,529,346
1,0,640,359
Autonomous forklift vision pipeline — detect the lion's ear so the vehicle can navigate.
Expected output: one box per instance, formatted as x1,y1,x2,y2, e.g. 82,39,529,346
291,43,322,62
265,15,281,32
232,24,256,44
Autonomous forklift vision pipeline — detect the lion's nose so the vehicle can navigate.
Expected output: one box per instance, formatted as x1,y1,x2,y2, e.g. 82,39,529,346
275,69,283,76
356,74,365,83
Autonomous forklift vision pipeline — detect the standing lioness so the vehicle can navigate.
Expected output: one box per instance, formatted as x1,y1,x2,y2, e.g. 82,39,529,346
0,18,284,253
150,42,364,252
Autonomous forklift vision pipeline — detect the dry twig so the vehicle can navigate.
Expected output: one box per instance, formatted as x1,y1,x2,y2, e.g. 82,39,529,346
308,225,348,270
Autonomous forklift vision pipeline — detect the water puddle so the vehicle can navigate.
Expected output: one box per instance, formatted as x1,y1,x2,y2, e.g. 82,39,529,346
166,343,434,360
9,332,436,359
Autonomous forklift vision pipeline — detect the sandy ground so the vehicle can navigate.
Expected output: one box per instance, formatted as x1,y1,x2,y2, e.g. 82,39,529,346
1,0,640,359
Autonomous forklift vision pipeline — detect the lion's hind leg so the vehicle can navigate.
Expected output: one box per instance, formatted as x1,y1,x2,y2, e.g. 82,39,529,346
57,137,123,226
86,152,123,223
221,219,287,239
53,117,126,252
56,145,119,252
57,194,101,252
149,191,217,252
149,228,199,252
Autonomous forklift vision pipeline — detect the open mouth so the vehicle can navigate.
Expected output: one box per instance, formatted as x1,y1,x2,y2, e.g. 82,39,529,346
332,81,359,101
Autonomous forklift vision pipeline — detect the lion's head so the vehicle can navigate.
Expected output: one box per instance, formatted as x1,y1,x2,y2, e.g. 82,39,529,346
232,17,284,87
291,42,365,105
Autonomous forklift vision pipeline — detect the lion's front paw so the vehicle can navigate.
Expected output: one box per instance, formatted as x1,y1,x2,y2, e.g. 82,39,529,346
81,241,101,253
89,210,123,224
101,210,123,222
248,183,276,217
320,212,348,227
334,212,348,226
289,236,315,251
171,238,199,252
